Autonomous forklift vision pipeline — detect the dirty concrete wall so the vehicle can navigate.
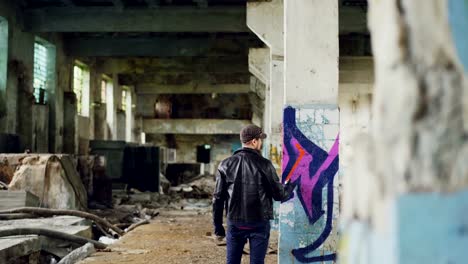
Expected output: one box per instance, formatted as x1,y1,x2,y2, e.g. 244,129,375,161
49,33,70,154
0,16,8,134
78,116,90,155
2,0,34,151
76,60,105,154
94,103,107,140
32,104,49,153
79,60,139,147
63,92,77,154
339,57,374,176
339,91,372,173
136,93,252,119
340,0,468,263
116,111,126,141
146,134,240,165
0,0,72,153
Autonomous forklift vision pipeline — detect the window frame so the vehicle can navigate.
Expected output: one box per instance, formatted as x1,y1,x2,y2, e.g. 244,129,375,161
33,37,56,105
73,61,90,117
0,17,8,101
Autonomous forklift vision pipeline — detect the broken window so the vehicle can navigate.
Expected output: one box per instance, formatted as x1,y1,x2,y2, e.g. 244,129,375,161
106,78,114,134
123,87,133,142
101,75,112,103
73,62,90,116
101,80,106,103
33,38,56,105
121,89,127,112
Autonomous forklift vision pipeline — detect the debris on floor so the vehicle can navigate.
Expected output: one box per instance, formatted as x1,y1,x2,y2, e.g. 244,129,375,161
0,150,221,264
0,216,93,263
79,209,279,264
2,154,88,210
168,174,215,199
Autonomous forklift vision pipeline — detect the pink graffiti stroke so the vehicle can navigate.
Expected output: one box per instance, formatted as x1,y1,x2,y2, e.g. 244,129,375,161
284,135,340,219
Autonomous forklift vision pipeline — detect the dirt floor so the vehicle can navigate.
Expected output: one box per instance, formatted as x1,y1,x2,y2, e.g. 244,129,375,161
79,208,278,264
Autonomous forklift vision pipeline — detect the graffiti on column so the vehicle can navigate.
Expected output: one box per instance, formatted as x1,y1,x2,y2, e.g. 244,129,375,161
270,144,282,169
282,106,339,263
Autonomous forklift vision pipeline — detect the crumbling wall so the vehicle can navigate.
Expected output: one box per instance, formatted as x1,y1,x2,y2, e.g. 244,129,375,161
340,0,468,263
147,134,239,165
0,0,72,153
8,154,88,210
136,93,252,119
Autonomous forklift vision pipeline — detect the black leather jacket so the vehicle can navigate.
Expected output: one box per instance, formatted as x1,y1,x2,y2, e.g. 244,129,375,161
212,148,293,236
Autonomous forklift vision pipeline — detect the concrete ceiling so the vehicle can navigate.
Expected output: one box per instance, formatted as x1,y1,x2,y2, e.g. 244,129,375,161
63,33,263,57
17,0,370,96
22,0,247,8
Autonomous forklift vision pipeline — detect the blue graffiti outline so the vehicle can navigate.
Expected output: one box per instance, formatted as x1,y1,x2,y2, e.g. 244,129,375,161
282,106,339,263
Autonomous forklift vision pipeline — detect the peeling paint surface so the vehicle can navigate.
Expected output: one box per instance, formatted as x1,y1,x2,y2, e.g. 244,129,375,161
448,0,468,72
399,190,468,264
279,106,339,263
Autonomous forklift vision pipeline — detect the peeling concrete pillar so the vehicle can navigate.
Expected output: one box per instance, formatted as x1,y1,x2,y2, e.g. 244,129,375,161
280,0,339,263
248,48,270,155
339,1,468,264
269,53,284,170
247,0,284,170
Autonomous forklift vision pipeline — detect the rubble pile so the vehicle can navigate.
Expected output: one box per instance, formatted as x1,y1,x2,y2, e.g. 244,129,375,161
0,152,216,263
168,174,216,199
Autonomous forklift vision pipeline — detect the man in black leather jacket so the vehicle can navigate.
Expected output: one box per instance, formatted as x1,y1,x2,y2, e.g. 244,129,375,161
212,124,294,264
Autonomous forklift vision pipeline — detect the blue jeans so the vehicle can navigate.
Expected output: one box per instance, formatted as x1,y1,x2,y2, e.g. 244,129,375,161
226,220,271,264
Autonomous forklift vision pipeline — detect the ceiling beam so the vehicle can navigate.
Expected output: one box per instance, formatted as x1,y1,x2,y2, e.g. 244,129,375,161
119,72,251,86
24,7,248,33
143,119,252,134
95,57,248,74
112,0,125,11
339,56,374,83
61,0,75,6
339,5,368,34
65,36,259,57
145,0,161,8
193,0,208,8
136,83,250,94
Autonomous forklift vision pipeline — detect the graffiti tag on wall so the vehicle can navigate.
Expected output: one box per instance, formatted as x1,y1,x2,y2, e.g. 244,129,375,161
282,106,339,263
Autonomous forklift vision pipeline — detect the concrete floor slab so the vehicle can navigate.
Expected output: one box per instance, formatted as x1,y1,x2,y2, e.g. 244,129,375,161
79,210,279,264
0,236,41,262
0,216,93,262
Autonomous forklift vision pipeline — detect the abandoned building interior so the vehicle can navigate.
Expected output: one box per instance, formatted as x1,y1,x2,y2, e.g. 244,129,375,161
0,0,467,263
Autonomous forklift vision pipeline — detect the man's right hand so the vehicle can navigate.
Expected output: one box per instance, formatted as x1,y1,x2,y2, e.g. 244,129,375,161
214,225,226,237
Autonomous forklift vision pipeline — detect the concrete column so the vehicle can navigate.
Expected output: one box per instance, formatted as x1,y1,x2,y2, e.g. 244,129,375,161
248,48,270,156
125,86,135,142
63,92,77,154
88,67,97,140
247,0,284,170
108,73,119,140
279,0,339,263
340,1,468,263
269,54,284,170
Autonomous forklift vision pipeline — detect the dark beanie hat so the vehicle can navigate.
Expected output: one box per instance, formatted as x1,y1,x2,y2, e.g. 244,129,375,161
240,125,267,143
